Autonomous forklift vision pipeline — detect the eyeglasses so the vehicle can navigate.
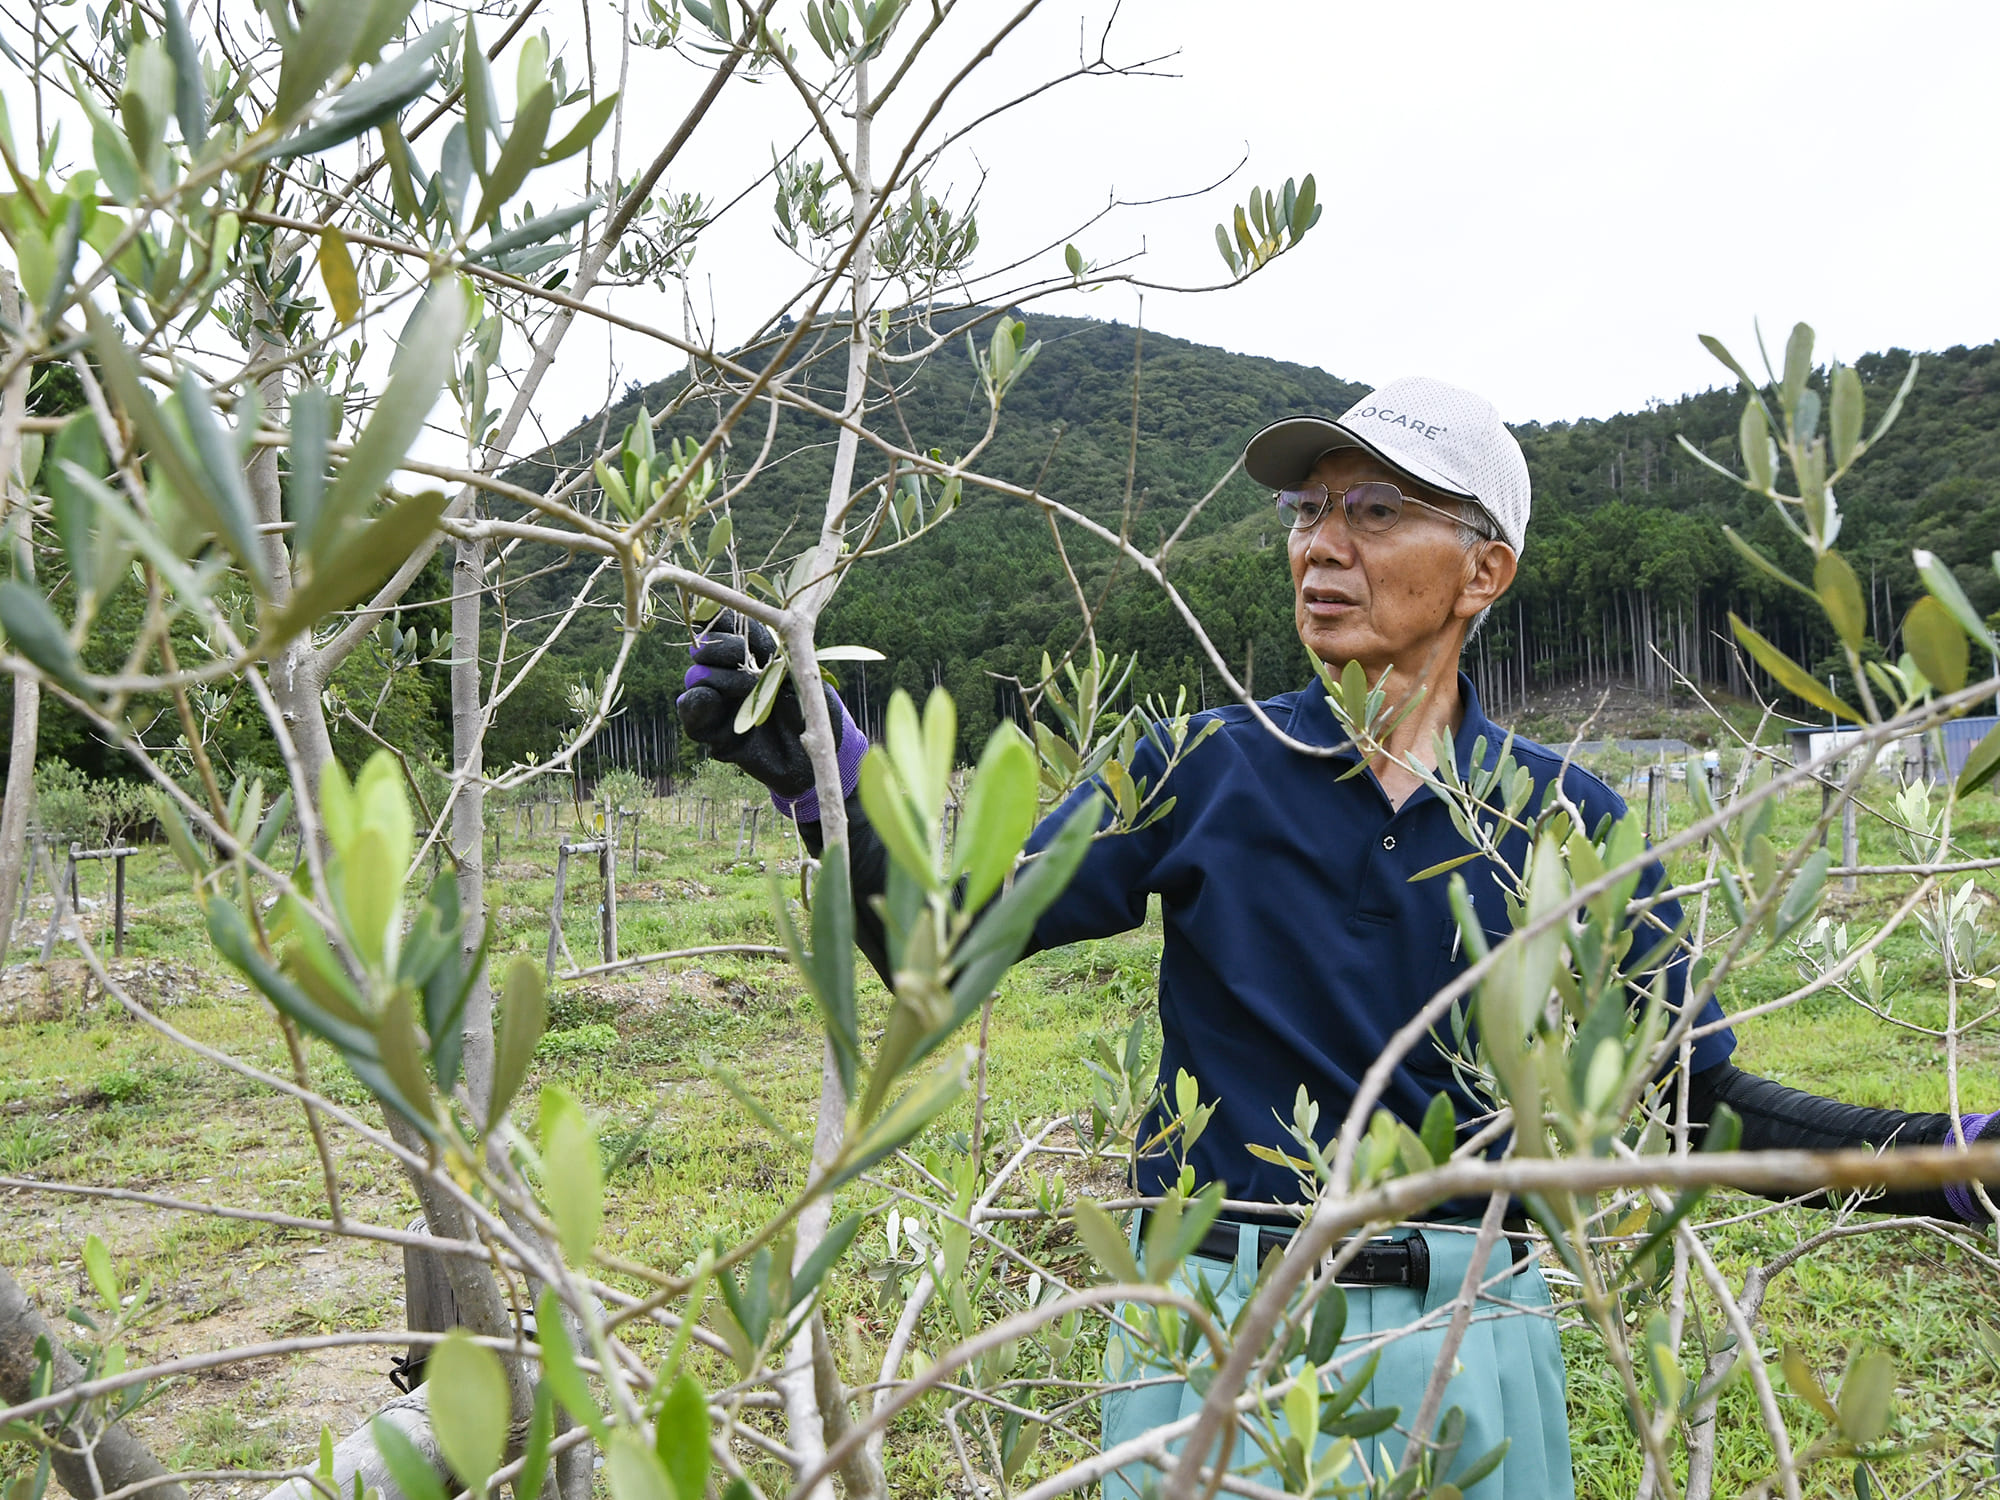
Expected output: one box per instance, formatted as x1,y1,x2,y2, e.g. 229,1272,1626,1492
1276,481,1495,540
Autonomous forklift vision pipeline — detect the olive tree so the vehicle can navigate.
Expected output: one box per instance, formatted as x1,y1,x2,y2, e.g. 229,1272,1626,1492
0,1,1309,1496
5,0,2000,1495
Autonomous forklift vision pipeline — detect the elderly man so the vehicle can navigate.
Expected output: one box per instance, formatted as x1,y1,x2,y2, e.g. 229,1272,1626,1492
679,376,1998,1498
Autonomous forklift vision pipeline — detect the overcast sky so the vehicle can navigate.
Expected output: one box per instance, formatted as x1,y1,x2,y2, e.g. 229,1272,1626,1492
1034,0,2000,424
21,2,1994,441
526,0,2000,440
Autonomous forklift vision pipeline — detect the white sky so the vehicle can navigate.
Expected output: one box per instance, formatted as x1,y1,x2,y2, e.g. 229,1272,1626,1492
14,1,1997,441
516,0,2000,440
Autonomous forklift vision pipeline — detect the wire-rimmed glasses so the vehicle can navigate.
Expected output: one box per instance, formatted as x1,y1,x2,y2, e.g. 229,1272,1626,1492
1276,481,1494,540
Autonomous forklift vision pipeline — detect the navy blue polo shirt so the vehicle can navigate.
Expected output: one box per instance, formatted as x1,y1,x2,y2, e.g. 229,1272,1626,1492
1026,673,1736,1204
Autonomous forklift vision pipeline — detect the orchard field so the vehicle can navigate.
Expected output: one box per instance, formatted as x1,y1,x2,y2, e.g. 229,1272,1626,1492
6,750,1999,1500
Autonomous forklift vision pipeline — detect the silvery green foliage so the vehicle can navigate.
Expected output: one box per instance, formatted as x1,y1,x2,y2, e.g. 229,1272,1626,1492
17,0,1993,1494
0,2,1335,1496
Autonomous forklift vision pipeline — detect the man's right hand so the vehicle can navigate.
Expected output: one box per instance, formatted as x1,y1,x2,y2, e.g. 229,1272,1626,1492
675,612,867,820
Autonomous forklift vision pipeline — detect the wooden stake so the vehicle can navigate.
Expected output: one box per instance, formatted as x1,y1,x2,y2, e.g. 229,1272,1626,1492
599,834,617,966
546,844,570,981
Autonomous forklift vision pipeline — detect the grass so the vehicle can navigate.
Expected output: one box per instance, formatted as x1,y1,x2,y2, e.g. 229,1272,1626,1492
2,767,1998,1498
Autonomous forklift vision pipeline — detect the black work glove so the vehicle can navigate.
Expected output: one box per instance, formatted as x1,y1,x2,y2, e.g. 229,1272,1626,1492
675,612,866,819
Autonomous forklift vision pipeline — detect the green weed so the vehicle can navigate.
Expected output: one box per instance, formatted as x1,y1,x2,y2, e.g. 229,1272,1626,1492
538,1023,620,1061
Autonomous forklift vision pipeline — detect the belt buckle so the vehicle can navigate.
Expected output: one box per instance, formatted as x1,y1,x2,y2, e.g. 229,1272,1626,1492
1328,1234,1428,1293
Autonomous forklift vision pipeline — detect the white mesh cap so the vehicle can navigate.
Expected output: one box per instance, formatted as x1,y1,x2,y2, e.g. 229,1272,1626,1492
1243,375,1532,554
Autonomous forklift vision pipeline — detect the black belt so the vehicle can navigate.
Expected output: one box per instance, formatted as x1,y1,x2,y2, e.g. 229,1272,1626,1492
1156,1213,1537,1293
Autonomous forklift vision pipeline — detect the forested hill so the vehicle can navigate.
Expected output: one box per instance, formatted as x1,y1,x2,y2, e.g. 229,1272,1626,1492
494,311,2000,771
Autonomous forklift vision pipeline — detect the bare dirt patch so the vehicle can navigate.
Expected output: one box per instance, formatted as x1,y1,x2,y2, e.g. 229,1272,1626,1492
0,958,210,1025
1033,1120,1134,1205
4,1192,406,1499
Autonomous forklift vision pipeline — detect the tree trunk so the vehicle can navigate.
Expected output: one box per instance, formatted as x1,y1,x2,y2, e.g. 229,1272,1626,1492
240,287,338,810
0,1265,186,1500
380,1116,537,1430
761,48,887,1500
260,1387,449,1500
0,272,41,963
402,1214,590,1500
453,534,494,1110
270,638,335,800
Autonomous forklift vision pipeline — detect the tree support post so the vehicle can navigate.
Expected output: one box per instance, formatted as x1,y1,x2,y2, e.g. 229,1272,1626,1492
546,843,571,982
33,846,139,961
599,835,617,967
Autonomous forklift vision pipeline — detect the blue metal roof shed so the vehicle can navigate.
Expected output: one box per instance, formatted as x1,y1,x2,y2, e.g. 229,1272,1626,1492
1944,716,1998,781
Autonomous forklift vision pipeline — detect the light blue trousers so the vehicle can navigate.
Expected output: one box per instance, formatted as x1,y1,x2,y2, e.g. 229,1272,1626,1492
1100,1223,1574,1499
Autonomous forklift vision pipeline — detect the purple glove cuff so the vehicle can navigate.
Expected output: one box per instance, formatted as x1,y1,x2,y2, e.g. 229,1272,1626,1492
771,692,866,823
1944,1112,1996,1223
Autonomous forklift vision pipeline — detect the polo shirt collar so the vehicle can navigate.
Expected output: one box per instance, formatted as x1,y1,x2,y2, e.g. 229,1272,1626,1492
1287,668,1507,781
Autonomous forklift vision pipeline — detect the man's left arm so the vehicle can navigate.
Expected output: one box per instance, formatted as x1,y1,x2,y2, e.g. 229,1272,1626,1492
1685,1063,1994,1220
1638,865,1996,1221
